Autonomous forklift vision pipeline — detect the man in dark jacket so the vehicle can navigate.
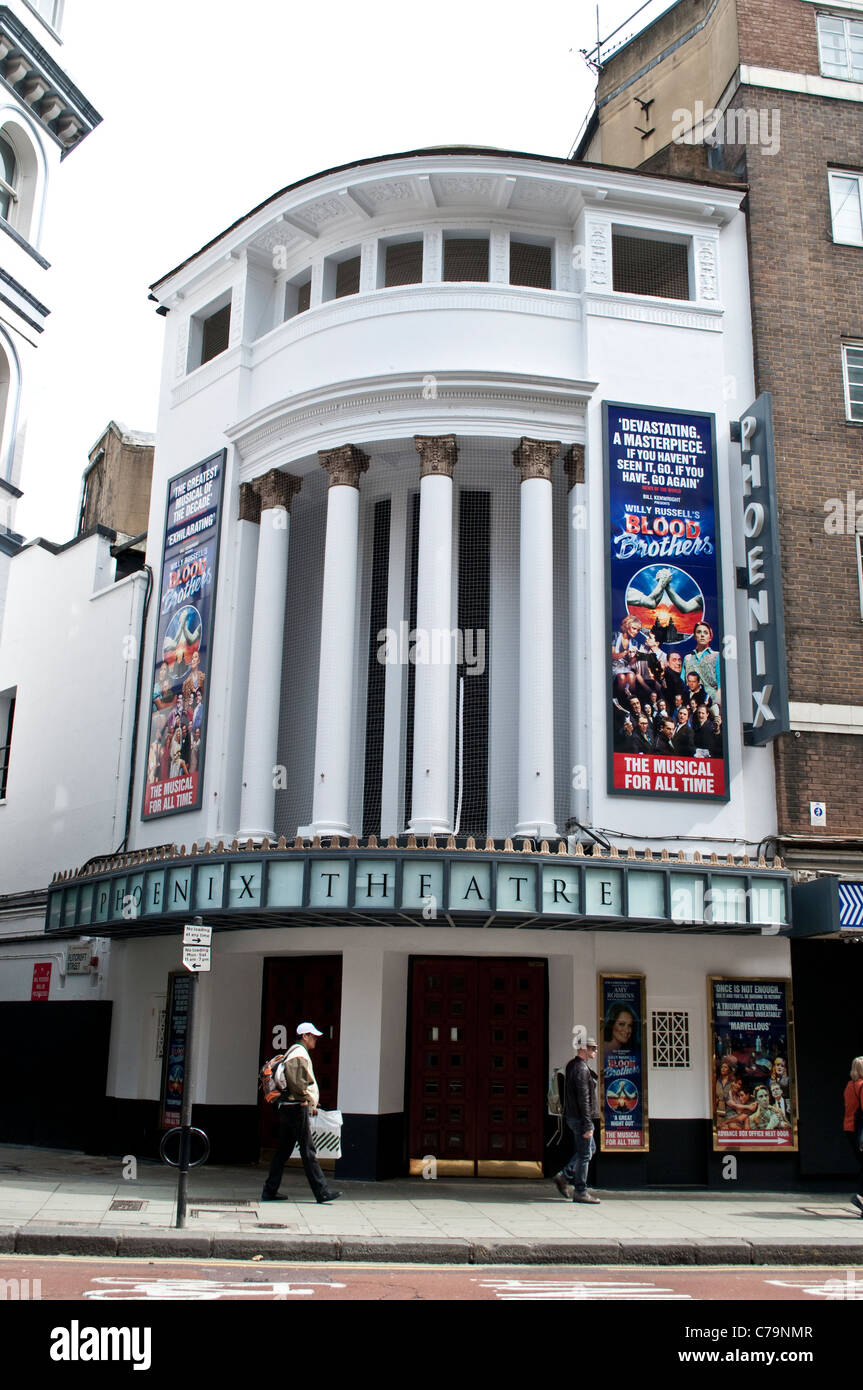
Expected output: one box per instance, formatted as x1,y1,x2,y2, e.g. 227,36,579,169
553,1037,601,1204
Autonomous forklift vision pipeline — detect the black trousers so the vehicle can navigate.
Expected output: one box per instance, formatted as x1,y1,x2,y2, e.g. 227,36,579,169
263,1103,330,1201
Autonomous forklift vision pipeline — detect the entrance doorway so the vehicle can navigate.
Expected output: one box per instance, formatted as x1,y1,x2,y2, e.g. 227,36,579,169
408,956,547,1176
259,956,342,1147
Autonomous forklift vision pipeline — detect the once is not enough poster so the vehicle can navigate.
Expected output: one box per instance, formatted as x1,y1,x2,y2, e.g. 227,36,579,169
604,402,728,801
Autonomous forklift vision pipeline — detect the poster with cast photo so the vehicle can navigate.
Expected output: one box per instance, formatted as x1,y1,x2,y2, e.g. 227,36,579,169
599,974,648,1151
142,450,226,819
709,978,797,1151
604,402,728,801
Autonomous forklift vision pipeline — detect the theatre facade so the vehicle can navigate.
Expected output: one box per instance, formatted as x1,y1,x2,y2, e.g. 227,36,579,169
2,147,805,1184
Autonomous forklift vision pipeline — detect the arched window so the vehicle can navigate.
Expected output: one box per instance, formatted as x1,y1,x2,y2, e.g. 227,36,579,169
0,134,17,222
0,121,41,243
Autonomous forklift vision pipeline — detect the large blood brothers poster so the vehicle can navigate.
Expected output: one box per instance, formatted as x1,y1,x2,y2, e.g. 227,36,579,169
604,403,728,801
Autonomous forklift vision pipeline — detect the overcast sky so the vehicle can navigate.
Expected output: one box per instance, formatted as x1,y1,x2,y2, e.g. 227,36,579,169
17,0,676,541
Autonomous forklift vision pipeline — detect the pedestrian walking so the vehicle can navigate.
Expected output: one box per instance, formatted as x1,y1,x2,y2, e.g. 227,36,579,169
261,1023,341,1205
553,1036,601,1204
843,1055,863,1217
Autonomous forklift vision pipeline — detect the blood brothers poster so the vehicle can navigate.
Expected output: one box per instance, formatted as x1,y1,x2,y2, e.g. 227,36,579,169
605,403,728,801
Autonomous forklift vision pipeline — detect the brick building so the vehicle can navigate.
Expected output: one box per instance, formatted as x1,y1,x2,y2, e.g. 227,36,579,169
574,0,863,1181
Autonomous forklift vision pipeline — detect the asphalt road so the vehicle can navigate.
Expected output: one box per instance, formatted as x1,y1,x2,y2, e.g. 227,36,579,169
2,1256,861,1300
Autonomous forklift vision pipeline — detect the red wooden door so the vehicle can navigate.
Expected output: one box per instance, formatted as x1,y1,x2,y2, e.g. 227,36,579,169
260,956,342,1146
409,957,547,1171
476,959,547,1163
409,959,478,1165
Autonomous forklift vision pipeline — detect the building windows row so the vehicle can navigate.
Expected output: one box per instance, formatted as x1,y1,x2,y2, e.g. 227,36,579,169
187,226,698,371
283,232,557,323
817,12,863,81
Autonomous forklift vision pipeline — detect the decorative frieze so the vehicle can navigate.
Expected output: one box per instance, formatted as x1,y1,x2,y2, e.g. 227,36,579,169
414,434,458,478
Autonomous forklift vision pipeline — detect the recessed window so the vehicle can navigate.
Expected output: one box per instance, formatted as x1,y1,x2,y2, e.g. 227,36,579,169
829,170,863,244
0,135,17,223
817,13,863,80
856,535,863,620
382,239,423,287
843,342,863,420
0,689,15,800
284,271,311,320
322,247,361,302
510,240,552,289
612,231,690,300
443,234,489,282
201,304,231,363
188,296,232,371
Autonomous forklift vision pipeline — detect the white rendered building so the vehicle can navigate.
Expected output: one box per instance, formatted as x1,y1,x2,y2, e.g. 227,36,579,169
1,148,797,1185
0,0,100,758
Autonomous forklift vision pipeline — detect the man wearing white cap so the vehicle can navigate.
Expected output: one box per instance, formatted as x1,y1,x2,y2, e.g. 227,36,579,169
261,1023,340,1204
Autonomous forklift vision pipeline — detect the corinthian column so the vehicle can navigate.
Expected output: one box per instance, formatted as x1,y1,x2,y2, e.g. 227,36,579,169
311,444,369,836
514,437,559,838
239,469,301,839
408,435,458,836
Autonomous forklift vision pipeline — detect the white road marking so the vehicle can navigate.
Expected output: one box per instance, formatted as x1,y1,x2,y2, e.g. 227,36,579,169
84,1276,345,1300
766,1273,863,1300
478,1278,692,1301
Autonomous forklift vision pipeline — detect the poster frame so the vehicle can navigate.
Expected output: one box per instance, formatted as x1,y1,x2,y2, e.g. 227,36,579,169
141,448,226,822
708,975,799,1153
158,968,193,1130
603,400,730,803
597,972,649,1153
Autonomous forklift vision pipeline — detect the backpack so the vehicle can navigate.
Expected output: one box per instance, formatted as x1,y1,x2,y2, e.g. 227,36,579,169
258,1043,303,1104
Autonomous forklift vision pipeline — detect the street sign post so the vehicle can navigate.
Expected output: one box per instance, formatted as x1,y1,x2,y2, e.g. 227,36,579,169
182,945,211,972
183,923,212,946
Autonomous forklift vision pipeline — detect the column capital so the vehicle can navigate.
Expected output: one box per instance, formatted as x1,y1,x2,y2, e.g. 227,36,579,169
414,434,458,478
252,468,301,512
318,444,370,489
238,481,262,524
562,444,585,489
513,437,560,483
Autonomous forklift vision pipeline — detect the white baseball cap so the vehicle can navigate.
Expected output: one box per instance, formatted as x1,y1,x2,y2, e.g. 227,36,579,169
297,1022,323,1036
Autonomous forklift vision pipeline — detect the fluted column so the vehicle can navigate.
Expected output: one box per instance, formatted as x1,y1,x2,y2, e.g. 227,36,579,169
514,437,559,837
311,445,369,836
239,469,301,839
408,435,458,836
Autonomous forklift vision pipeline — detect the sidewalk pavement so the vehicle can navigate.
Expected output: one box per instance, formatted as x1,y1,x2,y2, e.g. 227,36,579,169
1,1145,862,1266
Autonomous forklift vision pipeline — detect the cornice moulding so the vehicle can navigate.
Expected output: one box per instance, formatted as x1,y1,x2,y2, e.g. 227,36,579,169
226,371,597,474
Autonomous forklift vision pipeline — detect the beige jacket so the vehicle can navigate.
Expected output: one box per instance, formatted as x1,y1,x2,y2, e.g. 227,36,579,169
280,1043,320,1109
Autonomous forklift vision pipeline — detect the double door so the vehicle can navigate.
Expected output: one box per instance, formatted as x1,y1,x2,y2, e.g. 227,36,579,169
409,957,547,1174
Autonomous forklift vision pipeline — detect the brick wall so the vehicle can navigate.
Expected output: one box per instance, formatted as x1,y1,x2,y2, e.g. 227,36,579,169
775,731,863,834
736,0,821,75
728,88,863,705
